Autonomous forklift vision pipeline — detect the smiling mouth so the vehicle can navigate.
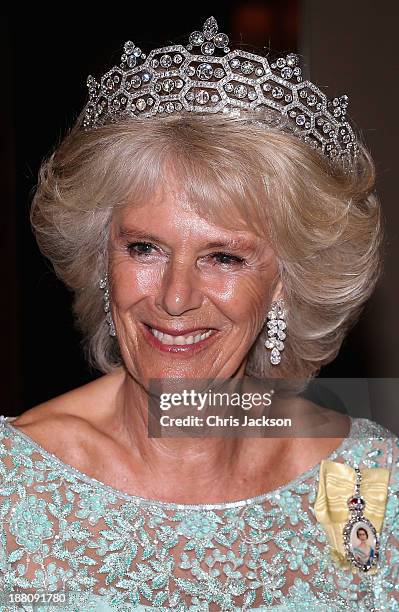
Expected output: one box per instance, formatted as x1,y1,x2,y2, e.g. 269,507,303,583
148,327,215,346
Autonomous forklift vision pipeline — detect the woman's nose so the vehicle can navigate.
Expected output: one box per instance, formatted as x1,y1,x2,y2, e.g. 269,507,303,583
155,259,203,316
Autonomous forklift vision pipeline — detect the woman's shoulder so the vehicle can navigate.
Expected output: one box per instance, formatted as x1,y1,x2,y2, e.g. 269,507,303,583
10,366,125,428
344,417,398,468
1,368,126,470
349,416,398,443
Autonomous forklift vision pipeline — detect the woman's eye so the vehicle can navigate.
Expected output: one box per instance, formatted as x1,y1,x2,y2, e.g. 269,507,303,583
127,241,156,256
211,252,245,266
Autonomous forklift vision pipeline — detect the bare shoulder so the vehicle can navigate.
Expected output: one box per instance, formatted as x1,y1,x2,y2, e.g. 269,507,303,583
284,395,351,467
290,395,350,436
10,367,126,464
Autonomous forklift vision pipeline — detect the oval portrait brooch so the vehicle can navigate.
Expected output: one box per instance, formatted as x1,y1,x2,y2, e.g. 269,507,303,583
343,468,379,571
314,460,389,573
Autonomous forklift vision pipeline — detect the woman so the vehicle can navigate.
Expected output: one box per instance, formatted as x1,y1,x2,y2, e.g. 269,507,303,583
1,16,398,611
352,527,375,566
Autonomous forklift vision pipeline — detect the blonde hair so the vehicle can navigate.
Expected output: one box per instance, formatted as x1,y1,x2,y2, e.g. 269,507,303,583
30,110,382,378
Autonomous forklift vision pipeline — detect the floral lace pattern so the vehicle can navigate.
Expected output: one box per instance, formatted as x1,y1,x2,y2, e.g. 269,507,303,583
0,415,398,611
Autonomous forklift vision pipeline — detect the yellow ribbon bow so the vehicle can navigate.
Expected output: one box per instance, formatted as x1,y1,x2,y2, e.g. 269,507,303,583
314,460,390,571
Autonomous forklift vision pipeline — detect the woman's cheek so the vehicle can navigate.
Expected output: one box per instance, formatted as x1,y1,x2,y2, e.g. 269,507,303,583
205,273,270,318
112,264,163,307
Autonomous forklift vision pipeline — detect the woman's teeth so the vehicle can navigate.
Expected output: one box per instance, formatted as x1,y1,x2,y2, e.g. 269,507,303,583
150,328,213,345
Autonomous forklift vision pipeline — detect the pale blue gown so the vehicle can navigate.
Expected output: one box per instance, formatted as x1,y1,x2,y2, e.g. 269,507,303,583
0,415,398,611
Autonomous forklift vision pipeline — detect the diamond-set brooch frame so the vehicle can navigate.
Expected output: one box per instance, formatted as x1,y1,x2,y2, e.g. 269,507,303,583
83,17,357,167
343,467,380,573
343,513,380,572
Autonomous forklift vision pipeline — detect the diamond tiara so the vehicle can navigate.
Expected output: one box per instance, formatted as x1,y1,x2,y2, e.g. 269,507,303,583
83,16,358,167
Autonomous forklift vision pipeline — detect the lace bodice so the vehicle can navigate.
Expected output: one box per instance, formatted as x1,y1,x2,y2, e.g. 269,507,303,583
0,414,398,611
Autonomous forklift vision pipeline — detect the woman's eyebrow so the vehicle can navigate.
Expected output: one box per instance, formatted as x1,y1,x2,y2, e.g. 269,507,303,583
118,227,163,243
118,227,257,250
204,238,257,250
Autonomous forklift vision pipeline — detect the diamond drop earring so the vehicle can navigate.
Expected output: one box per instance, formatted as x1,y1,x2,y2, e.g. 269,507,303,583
265,298,287,365
99,274,116,337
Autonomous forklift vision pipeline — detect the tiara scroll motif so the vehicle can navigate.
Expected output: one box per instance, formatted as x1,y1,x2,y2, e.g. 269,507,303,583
83,16,357,166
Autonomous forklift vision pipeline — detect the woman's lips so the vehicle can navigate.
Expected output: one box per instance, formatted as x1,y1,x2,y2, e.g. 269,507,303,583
142,323,218,353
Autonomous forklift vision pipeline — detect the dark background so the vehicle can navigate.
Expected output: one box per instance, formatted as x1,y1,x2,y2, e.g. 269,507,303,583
2,2,398,429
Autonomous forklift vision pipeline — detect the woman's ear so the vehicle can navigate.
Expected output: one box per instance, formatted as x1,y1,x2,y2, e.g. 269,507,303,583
271,278,283,303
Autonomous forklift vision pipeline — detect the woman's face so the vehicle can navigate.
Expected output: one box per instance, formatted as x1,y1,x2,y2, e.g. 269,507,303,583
109,175,281,383
358,529,368,542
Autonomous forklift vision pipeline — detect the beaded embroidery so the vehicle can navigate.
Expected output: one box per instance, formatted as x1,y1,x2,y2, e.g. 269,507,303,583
0,415,398,611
